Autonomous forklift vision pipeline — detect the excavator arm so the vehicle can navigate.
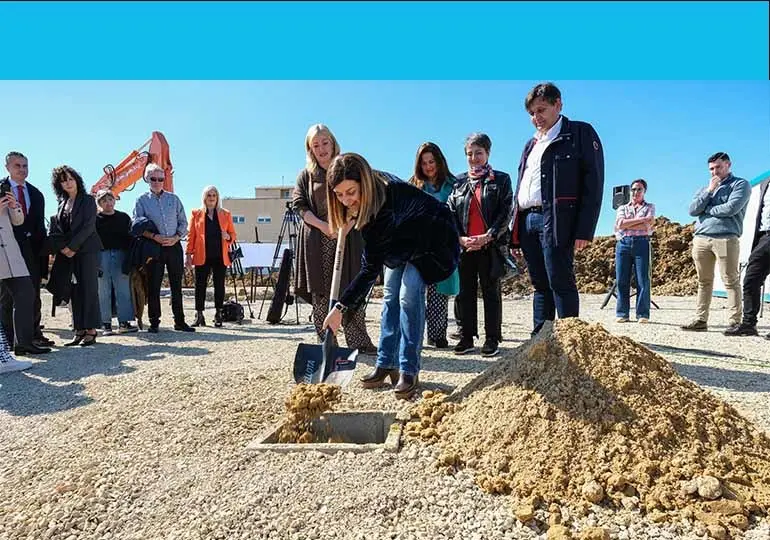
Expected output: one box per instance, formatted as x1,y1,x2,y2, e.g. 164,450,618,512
90,131,174,197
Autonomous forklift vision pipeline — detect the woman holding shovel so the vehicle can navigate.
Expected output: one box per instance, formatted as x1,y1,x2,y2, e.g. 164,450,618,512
321,153,460,400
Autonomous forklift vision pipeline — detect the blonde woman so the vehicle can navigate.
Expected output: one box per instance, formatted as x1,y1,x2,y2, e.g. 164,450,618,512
292,124,376,354
185,185,237,327
321,153,460,400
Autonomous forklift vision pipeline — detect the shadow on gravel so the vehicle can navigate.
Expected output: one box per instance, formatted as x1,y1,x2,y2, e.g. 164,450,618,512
641,342,744,360
0,373,93,417
28,342,211,383
351,350,502,376
670,362,770,393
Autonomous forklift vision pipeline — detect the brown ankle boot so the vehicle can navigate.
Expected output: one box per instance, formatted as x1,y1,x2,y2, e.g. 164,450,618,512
360,367,399,389
394,373,419,400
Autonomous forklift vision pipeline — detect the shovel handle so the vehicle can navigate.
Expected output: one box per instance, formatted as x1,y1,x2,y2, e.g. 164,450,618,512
327,224,349,310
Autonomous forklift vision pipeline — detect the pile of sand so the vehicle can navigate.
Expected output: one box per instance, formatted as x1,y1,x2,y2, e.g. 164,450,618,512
405,319,770,536
502,216,699,298
278,383,342,444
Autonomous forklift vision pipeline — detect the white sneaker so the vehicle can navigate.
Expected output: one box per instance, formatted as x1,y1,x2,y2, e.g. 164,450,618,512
0,357,33,374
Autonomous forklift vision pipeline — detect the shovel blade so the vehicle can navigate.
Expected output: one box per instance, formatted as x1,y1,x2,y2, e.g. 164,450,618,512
293,343,359,386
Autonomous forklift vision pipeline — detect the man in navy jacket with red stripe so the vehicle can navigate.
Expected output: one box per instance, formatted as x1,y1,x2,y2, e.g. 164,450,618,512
510,82,604,335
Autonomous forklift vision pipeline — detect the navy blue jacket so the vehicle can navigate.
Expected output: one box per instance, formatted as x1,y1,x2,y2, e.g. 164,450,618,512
339,178,461,310
124,217,161,274
510,116,605,248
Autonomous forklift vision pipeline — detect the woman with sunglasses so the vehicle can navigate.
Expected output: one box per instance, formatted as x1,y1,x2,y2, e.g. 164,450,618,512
613,178,655,323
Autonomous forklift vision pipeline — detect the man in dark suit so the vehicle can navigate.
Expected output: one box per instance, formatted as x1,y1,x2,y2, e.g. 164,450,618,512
1,151,55,348
724,177,770,339
510,82,605,336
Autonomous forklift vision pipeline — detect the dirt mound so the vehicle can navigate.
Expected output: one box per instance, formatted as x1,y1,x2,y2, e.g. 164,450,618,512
277,383,342,443
405,319,770,535
503,216,698,297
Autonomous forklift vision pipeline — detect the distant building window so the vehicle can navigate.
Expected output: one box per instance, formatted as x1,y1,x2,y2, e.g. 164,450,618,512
233,215,246,224
280,189,291,199
257,216,272,224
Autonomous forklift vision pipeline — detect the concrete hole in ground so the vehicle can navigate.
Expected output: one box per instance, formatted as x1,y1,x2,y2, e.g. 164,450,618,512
246,411,404,454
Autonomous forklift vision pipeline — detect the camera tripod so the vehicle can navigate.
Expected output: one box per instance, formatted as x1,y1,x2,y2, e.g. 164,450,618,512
259,202,302,324
600,258,660,311
228,242,255,320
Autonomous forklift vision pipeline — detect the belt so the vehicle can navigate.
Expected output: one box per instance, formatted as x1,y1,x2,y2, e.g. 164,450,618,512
520,205,543,215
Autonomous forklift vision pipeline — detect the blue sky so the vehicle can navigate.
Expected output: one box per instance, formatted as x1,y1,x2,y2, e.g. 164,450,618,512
2,80,768,238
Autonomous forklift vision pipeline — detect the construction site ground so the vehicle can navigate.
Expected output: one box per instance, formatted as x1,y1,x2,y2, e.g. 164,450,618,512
1,292,769,540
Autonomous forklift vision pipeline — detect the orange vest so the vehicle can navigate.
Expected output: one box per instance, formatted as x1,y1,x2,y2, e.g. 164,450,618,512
186,208,237,266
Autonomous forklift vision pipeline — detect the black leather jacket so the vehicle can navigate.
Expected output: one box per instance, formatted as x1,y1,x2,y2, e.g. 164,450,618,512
447,170,514,246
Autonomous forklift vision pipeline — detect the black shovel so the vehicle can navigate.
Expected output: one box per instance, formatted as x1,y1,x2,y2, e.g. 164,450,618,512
293,225,359,386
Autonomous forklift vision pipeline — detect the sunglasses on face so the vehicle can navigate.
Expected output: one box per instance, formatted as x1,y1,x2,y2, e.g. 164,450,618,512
149,177,165,182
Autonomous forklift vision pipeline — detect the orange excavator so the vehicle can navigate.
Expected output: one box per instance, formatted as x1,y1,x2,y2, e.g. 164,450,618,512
89,131,174,197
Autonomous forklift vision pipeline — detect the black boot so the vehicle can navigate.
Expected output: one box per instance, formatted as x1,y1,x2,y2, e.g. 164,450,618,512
214,309,223,328
360,367,399,389
394,373,419,400
192,311,206,327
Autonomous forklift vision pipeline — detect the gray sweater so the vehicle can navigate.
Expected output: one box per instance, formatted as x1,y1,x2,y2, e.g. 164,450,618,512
688,174,751,238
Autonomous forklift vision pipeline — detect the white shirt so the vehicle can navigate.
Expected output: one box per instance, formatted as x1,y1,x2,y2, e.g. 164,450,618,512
517,116,563,210
8,178,31,210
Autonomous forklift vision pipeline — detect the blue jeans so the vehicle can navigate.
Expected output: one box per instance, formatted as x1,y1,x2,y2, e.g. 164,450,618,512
376,263,426,377
518,210,579,334
98,249,134,324
615,236,651,319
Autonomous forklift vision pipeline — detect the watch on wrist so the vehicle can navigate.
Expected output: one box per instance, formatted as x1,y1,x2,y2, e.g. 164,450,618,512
333,302,347,313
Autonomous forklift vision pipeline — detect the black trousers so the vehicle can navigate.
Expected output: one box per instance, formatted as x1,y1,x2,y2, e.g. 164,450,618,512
194,257,226,311
457,248,502,341
0,240,43,340
742,232,770,326
0,276,35,348
453,295,462,330
148,243,186,327
71,251,102,331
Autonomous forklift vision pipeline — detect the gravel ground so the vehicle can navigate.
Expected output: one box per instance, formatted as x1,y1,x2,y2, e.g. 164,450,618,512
1,291,769,540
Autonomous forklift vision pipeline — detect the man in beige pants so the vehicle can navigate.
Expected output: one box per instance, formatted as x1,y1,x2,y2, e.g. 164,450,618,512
681,152,751,333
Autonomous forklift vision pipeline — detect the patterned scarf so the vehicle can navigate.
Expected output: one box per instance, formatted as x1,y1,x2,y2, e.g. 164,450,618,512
468,163,494,181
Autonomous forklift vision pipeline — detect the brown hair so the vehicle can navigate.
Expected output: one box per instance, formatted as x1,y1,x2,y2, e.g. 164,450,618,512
326,153,388,233
51,165,86,201
464,132,492,154
409,142,453,191
525,82,562,111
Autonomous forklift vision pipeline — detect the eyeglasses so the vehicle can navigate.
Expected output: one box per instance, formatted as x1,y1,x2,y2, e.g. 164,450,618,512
149,177,165,182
